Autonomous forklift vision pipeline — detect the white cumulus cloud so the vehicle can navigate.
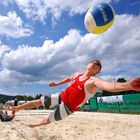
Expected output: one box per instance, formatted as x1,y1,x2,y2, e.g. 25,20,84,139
0,44,11,59
1,0,114,26
0,14,140,86
0,11,33,38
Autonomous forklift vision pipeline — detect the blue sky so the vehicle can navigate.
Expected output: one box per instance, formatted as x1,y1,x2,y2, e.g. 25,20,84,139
0,0,140,97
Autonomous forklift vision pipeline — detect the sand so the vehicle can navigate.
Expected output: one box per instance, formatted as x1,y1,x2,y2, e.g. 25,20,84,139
0,110,140,140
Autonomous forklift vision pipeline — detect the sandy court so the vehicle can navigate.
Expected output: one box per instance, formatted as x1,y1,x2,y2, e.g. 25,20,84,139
0,110,140,140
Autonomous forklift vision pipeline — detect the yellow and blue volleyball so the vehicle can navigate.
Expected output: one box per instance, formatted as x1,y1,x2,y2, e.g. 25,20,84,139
84,2,115,34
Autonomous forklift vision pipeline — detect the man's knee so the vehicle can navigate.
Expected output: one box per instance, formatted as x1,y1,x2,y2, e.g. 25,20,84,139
37,99,43,106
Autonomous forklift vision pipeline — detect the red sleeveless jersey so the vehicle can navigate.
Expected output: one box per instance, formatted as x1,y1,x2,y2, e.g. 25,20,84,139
61,74,90,111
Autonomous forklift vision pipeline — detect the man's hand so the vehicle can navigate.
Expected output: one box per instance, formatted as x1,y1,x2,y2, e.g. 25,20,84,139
49,82,58,87
129,77,140,91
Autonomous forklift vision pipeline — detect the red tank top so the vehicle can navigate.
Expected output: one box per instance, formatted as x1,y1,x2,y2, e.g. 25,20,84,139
61,74,90,111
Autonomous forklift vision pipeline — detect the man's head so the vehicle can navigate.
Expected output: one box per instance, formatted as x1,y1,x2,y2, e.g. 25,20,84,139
86,59,102,76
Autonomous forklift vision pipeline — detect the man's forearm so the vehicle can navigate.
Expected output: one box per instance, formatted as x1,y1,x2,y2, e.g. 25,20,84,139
107,82,131,92
94,78,131,92
55,77,71,85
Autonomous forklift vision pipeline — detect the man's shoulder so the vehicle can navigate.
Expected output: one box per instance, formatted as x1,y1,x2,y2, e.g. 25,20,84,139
73,72,82,78
87,76,102,83
74,72,82,75
89,76,98,80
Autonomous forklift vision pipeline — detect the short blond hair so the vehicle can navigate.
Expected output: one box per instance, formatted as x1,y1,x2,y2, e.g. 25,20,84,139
90,59,102,70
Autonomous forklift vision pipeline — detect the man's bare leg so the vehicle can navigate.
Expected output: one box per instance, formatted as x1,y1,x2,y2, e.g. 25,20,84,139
28,118,51,128
8,99,43,111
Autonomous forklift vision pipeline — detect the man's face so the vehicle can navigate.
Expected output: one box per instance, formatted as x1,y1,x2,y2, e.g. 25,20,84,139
86,62,101,76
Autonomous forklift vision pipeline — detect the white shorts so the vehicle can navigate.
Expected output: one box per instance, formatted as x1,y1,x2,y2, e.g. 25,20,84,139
41,93,73,122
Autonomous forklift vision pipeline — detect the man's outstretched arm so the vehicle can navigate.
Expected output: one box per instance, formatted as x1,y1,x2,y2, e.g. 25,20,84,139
49,77,71,86
92,77,140,92
49,72,80,86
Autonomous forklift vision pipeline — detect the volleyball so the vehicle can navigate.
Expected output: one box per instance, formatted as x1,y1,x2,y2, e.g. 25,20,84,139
84,2,115,34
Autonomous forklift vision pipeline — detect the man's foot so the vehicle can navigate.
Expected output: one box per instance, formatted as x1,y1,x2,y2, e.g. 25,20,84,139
4,106,18,111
